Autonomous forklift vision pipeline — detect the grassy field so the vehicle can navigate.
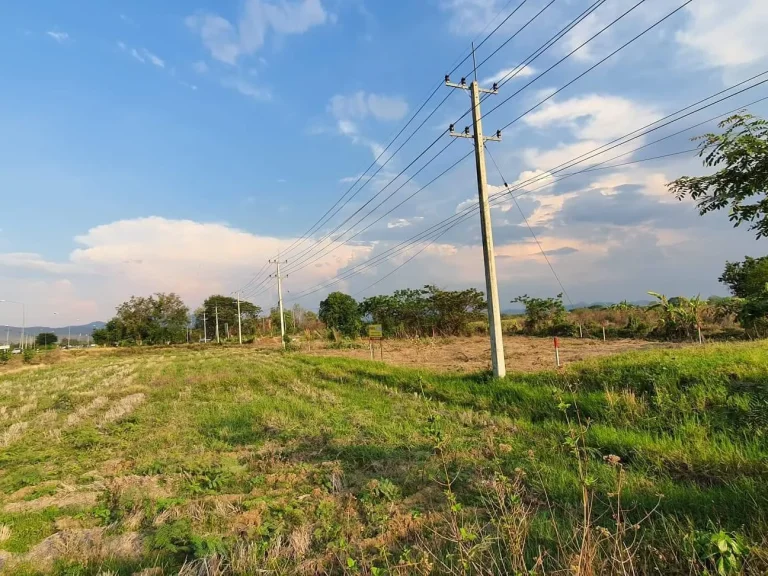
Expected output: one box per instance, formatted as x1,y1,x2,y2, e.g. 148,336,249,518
0,343,766,575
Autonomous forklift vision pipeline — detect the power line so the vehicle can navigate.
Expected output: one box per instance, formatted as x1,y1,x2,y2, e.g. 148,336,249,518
492,0,695,130
287,80,768,301
279,0,627,280
282,2,570,272
233,0,540,294
486,145,574,307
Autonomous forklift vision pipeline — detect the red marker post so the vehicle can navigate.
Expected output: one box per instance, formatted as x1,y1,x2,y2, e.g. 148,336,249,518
554,337,561,368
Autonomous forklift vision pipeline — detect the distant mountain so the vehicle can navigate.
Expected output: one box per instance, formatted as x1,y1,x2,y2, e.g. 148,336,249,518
0,322,106,340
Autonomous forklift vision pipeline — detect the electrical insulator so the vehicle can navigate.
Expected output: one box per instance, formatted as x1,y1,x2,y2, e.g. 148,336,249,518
460,77,466,86
444,74,450,83
492,83,498,91
496,130,502,139
449,124,455,133
464,126,470,135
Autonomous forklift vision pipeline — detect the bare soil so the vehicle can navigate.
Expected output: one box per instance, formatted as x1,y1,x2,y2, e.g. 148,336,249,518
256,335,687,373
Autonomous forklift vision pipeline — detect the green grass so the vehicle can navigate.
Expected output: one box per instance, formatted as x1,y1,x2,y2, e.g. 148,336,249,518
0,343,766,574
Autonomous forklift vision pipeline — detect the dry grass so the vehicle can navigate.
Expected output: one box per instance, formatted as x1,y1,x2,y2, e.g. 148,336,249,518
99,393,146,426
269,335,688,373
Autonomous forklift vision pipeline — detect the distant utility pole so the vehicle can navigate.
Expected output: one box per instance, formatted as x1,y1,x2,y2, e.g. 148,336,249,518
215,306,220,344
236,291,243,345
269,255,288,349
203,311,207,343
446,43,506,378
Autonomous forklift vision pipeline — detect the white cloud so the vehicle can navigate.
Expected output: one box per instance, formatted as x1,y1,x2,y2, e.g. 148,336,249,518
0,217,371,324
46,31,70,43
441,0,499,35
523,94,661,141
676,0,768,68
366,94,410,121
387,217,424,229
325,92,408,165
221,77,272,101
328,92,409,122
481,65,535,86
143,49,165,68
0,253,76,275
130,48,145,63
186,0,328,65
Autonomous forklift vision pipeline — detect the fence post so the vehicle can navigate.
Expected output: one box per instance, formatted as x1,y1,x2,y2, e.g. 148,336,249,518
578,324,583,338
554,337,561,368
602,325,606,342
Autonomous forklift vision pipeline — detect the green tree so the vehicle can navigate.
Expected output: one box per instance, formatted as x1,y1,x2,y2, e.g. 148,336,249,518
92,318,127,346
195,295,261,339
512,294,567,334
422,285,486,335
668,113,768,238
35,332,58,347
114,293,189,345
319,292,361,337
719,256,768,298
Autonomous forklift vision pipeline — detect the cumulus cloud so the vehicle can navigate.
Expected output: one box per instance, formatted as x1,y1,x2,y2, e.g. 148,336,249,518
523,94,661,141
186,0,328,65
0,217,371,325
676,0,768,69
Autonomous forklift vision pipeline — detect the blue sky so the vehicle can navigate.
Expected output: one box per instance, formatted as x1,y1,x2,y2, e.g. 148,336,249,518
1,0,767,326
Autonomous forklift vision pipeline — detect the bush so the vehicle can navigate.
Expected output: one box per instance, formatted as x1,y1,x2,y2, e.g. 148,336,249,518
22,348,35,364
0,349,8,364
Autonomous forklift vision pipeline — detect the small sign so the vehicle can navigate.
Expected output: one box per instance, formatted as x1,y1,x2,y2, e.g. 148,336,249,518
367,324,383,339
0,345,9,351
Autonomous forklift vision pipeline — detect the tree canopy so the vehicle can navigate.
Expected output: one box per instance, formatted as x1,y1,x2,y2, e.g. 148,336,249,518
35,332,57,346
668,113,768,238
194,295,262,338
93,293,189,345
719,256,768,298
319,292,361,337
361,285,486,337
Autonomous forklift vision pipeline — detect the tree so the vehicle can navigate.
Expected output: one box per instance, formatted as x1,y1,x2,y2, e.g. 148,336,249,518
195,295,261,339
668,113,768,238
35,332,58,346
319,292,361,337
719,256,768,298
512,294,567,334
92,318,127,346
113,293,189,345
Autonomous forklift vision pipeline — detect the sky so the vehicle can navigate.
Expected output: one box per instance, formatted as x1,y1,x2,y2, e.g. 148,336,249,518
1,0,767,327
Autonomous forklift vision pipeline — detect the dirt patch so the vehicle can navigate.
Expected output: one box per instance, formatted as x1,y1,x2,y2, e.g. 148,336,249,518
6,481,59,502
270,335,686,373
22,528,142,569
3,491,99,513
106,474,174,500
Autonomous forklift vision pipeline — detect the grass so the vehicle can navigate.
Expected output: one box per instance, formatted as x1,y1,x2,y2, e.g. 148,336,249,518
0,343,766,574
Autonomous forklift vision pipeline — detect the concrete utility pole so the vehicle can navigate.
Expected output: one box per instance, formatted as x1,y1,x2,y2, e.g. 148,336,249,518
215,306,220,344
203,312,207,343
446,44,506,378
236,292,243,345
269,256,287,349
